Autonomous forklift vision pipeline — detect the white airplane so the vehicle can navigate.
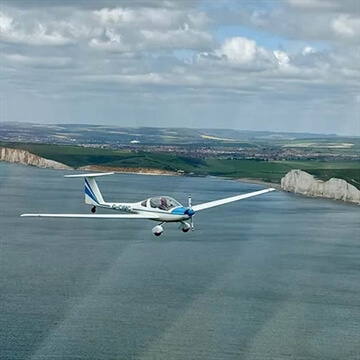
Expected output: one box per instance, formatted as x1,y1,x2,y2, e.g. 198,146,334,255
21,172,275,236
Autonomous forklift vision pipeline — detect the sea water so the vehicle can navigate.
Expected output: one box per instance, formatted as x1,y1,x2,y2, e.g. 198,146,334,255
1,162,359,360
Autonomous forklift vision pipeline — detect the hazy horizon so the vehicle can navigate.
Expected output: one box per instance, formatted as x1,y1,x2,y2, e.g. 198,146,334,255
1,119,357,137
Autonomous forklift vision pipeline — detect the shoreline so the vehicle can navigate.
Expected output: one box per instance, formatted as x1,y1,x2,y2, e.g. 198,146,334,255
1,158,280,186
234,177,282,190
2,157,358,206
79,166,282,189
77,165,179,176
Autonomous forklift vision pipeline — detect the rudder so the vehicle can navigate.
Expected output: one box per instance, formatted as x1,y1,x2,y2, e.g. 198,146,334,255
84,177,105,205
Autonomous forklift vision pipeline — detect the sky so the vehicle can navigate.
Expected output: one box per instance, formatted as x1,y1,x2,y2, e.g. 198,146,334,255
0,0,359,135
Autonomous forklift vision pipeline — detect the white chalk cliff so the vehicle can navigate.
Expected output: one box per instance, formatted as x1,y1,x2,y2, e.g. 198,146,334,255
0,147,72,170
281,169,360,205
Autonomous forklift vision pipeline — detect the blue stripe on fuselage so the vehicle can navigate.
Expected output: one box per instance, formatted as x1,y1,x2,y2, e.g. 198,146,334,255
171,206,188,215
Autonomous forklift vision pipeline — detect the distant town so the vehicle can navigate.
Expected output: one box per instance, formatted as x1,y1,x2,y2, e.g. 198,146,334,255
1,122,358,162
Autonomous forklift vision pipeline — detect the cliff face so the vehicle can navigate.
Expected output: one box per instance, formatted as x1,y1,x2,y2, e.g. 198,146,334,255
281,169,360,205
0,147,72,170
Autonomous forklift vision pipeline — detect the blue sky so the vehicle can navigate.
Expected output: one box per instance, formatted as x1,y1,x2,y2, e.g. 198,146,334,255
0,0,359,135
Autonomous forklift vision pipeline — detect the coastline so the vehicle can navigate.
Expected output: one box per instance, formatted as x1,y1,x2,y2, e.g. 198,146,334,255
235,177,282,190
2,153,358,205
0,158,180,177
77,165,179,176
0,156,279,187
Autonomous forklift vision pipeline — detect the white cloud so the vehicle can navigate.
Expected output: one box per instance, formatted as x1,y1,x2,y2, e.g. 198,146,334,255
140,27,212,50
3,54,74,68
0,11,74,46
94,7,183,29
285,0,340,10
93,5,209,29
1,0,195,10
302,46,317,56
89,28,128,52
274,50,290,66
284,0,360,13
197,37,277,72
217,37,261,63
332,14,360,38
89,26,212,53
218,1,359,44
82,73,169,86
0,11,12,31
81,72,204,88
89,6,212,53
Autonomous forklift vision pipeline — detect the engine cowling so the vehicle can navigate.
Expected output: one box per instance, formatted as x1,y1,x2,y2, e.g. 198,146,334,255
152,225,164,236
180,222,191,233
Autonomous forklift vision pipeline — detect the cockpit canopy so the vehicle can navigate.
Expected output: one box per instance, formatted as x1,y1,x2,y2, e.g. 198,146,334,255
141,196,182,211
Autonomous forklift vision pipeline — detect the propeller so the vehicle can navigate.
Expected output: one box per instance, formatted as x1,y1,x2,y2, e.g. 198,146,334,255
188,193,195,231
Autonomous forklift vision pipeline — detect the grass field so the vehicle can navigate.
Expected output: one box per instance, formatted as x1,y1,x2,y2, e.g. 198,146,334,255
2,142,359,189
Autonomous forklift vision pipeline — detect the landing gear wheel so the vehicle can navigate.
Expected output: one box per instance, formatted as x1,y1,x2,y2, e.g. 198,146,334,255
152,224,164,236
182,228,190,233
91,206,96,213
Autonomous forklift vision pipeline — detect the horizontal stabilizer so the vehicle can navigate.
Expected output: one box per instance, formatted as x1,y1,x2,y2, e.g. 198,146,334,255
65,172,114,205
21,213,159,220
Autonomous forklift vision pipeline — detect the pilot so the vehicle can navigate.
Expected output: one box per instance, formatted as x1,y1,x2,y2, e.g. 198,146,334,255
159,197,168,210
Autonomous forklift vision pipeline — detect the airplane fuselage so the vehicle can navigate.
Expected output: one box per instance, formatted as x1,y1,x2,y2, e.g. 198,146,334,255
97,201,192,223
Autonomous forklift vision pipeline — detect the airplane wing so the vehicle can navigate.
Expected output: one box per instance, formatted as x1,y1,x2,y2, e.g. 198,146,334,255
20,213,160,220
192,188,275,212
64,172,115,178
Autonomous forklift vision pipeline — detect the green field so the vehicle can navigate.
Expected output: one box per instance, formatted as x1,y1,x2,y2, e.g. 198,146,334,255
1,142,359,189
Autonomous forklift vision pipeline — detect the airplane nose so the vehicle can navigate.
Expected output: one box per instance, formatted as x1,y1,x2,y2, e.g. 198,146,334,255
185,208,195,216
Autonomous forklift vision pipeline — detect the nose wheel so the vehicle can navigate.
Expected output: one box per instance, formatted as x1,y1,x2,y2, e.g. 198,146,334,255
91,206,96,213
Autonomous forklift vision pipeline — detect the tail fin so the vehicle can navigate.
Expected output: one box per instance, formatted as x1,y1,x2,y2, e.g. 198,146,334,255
84,177,105,205
65,172,114,206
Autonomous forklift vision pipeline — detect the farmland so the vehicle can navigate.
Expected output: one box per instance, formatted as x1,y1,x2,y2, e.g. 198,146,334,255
1,141,359,189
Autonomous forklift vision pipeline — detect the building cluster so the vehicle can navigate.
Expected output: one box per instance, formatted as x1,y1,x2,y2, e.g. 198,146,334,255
1,125,358,162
